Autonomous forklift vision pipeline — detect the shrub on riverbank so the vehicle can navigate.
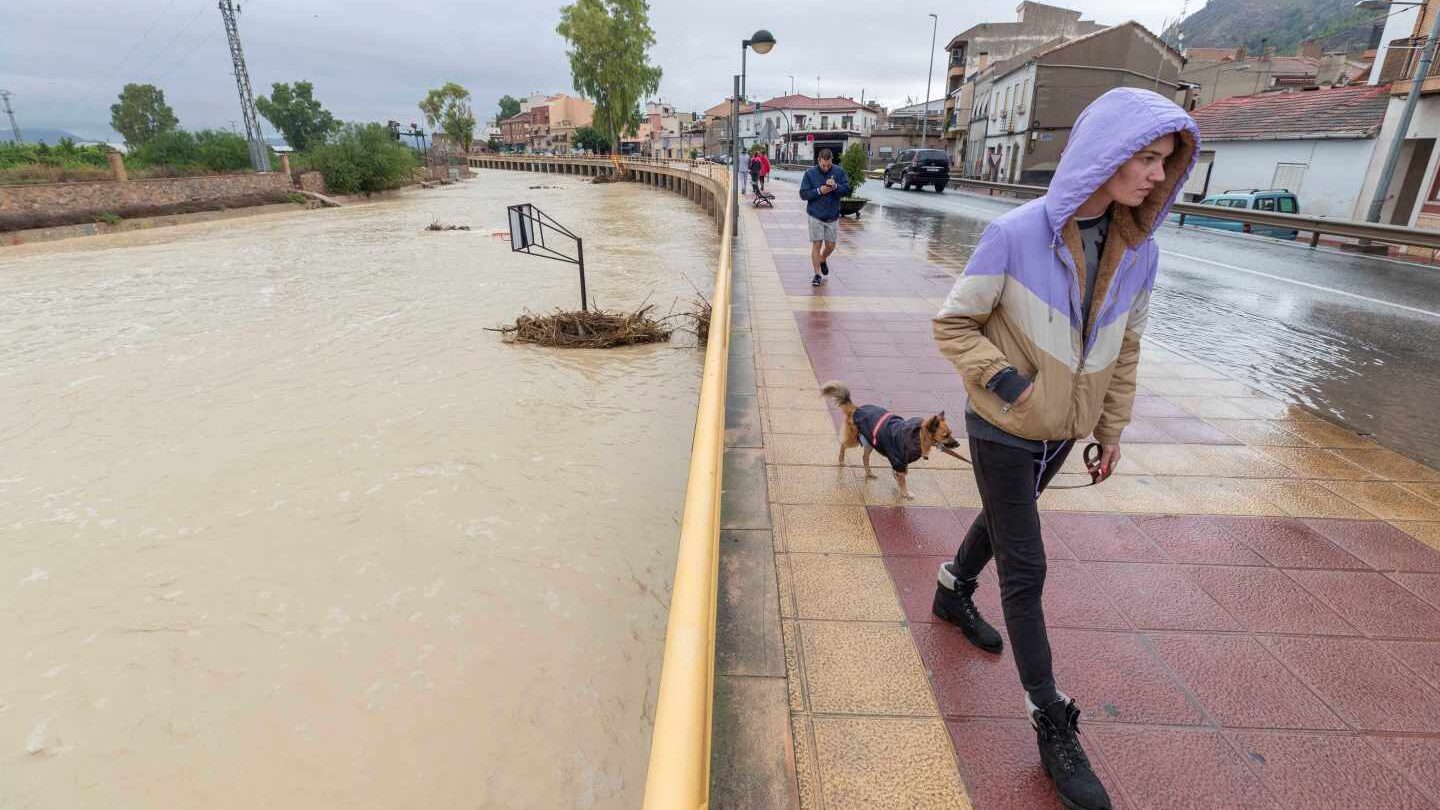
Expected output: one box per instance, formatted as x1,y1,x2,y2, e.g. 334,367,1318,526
128,129,255,173
307,123,419,195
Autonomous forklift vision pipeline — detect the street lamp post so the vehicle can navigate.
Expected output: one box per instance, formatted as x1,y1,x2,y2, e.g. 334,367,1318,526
736,29,776,232
1362,0,1433,223
921,12,939,149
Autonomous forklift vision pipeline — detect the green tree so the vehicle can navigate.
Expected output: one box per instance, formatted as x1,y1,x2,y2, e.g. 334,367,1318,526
307,123,418,195
110,83,179,148
555,0,662,152
498,94,522,122
573,125,608,153
840,142,867,198
419,82,477,152
255,81,338,152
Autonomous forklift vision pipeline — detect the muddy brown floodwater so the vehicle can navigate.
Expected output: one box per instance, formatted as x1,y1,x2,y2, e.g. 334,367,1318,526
0,171,716,809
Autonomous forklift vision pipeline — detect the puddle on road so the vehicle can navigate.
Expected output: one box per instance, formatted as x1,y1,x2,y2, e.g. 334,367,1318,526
0,172,715,808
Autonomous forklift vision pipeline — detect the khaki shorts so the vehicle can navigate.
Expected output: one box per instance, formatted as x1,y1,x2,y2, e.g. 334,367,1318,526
808,216,838,244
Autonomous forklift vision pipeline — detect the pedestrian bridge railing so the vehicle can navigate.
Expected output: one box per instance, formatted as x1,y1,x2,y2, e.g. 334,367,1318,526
939,176,1440,252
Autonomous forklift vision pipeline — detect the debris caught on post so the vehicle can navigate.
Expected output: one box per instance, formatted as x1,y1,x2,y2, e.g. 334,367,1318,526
487,306,672,348
425,219,471,231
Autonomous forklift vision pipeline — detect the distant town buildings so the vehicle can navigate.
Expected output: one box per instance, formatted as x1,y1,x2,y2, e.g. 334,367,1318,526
497,93,594,153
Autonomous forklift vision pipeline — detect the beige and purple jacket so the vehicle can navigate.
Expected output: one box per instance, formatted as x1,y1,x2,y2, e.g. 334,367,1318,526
934,88,1200,444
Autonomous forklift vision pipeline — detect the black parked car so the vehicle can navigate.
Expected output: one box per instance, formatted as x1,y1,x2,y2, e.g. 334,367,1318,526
883,148,950,192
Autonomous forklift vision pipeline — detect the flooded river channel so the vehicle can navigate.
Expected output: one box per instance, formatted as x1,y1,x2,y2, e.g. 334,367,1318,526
0,172,715,808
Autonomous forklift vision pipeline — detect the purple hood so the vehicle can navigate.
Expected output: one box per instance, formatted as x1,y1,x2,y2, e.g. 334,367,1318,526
1043,87,1201,238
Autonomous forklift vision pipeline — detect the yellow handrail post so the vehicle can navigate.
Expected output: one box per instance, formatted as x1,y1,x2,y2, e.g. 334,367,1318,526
641,166,735,810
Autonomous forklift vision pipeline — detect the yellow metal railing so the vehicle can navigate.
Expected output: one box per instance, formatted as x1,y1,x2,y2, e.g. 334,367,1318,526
641,165,735,810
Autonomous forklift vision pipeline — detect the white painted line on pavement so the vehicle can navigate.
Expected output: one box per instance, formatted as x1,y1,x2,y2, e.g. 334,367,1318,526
1161,249,1440,320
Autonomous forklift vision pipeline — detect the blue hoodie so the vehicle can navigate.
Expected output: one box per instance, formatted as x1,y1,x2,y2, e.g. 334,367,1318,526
799,163,850,222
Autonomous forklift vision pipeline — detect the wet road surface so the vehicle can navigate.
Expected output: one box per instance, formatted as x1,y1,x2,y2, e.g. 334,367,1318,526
772,170,1440,466
0,173,714,809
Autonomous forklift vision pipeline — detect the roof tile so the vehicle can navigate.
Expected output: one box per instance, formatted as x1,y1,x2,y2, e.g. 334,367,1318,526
1191,84,1390,141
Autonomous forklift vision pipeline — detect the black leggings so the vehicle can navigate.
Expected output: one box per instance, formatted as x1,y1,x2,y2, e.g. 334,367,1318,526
953,435,1073,705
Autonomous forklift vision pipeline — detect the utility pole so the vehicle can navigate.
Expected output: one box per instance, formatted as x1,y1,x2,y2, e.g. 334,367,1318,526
922,12,938,149
218,0,271,171
0,90,21,144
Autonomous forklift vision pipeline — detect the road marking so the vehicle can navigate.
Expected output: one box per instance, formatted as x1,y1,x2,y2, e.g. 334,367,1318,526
1161,249,1440,320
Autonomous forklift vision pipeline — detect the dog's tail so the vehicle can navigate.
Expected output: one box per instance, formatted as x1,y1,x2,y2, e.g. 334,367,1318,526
821,380,857,415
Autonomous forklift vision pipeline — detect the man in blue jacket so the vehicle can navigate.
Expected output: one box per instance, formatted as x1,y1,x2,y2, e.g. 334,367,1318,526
798,148,850,287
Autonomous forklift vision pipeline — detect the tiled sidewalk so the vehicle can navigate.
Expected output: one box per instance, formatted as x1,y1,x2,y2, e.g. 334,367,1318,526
738,186,1440,809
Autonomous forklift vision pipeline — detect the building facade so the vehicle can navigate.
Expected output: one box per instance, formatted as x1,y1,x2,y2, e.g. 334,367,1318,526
1189,84,1391,218
868,99,946,166
740,95,881,163
941,2,1105,167
972,22,1185,185
497,94,594,153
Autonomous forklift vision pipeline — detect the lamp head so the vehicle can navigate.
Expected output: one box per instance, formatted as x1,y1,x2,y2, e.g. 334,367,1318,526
747,30,776,55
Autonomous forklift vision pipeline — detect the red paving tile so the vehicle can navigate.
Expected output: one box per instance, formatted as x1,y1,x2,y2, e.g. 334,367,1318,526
1365,735,1440,801
869,506,969,556
1384,640,1440,692
1042,513,1169,563
1258,635,1440,733
884,554,972,625
1148,633,1346,730
1227,730,1436,810
1049,630,1205,726
915,621,1025,720
1303,518,1440,573
1085,563,1243,632
1181,564,1358,636
1215,517,1369,570
1129,515,1268,566
1090,726,1278,810
1284,569,1440,639
946,719,1123,810
1389,572,1440,611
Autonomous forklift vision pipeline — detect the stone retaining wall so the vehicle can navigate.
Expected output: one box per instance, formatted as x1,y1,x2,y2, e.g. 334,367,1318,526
0,173,293,232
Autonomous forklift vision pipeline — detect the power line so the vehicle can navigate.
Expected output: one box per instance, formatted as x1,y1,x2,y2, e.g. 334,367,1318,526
153,30,219,81
109,0,183,78
133,3,211,80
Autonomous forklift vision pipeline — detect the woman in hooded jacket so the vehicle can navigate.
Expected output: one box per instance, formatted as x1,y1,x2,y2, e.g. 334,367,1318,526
931,87,1199,810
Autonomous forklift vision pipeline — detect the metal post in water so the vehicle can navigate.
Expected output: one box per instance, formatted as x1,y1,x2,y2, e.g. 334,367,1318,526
576,238,588,312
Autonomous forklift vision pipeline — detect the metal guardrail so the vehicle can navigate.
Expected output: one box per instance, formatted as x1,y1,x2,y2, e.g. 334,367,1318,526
941,177,1440,252
640,164,733,809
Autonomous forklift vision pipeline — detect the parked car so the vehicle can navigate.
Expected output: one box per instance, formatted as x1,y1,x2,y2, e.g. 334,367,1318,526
1177,188,1300,240
883,148,951,192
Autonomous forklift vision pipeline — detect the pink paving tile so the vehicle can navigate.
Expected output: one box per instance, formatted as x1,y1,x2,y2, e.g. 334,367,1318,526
1227,730,1436,810
1090,726,1278,810
869,506,967,556
1385,641,1440,692
1049,629,1205,726
1366,735,1440,801
1116,418,1179,444
866,370,931,392
1390,572,1440,611
946,719,1128,810
1285,569,1440,640
1148,633,1346,730
1215,517,1368,570
1085,563,1243,631
1131,395,1193,419
1042,513,1169,563
848,354,920,373
1182,565,1358,636
1258,635,1440,732
1130,515,1269,566
916,372,970,393
1153,417,1243,445
1033,560,1132,630
1303,518,1440,573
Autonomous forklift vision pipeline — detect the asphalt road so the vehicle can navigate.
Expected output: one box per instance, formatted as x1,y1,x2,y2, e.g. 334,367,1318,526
770,169,1440,466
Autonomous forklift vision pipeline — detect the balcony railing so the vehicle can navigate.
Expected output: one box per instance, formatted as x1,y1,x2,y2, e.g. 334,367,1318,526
1384,36,1440,86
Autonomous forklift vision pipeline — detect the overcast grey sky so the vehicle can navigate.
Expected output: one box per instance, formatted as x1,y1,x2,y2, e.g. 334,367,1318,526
5,0,1197,141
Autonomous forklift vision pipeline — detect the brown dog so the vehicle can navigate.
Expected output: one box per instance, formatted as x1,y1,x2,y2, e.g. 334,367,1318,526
822,381,959,500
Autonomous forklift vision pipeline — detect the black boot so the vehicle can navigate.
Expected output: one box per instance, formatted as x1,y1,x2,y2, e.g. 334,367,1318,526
932,562,1003,653
1029,696,1112,810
